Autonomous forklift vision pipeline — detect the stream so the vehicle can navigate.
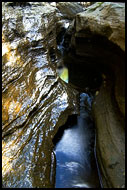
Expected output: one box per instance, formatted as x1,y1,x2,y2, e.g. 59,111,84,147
53,93,101,188
2,2,125,188
53,24,102,188
2,4,101,188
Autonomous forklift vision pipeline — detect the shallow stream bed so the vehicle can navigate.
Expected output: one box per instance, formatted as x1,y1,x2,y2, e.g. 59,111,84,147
53,22,102,188
53,92,101,188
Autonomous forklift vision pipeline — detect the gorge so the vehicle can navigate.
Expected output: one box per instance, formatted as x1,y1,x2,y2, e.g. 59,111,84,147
2,2,125,188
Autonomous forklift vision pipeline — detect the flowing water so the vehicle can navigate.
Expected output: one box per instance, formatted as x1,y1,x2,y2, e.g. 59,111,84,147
2,5,101,187
53,93,101,188
54,25,102,188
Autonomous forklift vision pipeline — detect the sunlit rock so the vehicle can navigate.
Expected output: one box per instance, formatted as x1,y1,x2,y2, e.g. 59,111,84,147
56,2,84,19
75,2,125,51
2,2,78,188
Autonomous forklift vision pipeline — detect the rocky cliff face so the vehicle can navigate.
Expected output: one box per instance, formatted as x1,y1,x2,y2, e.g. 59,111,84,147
2,2,125,188
75,2,125,51
68,2,125,188
2,2,79,188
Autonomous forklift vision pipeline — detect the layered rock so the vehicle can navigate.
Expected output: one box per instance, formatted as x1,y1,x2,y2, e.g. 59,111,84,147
2,2,125,188
68,2,125,188
56,2,85,20
2,3,78,188
75,2,125,51
93,75,125,188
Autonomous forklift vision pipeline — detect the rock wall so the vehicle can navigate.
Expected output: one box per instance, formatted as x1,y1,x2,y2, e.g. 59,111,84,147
56,2,85,20
68,2,125,188
2,2,125,188
2,2,79,188
75,2,125,51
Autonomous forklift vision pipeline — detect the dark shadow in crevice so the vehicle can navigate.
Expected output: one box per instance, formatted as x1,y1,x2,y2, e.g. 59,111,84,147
52,114,77,146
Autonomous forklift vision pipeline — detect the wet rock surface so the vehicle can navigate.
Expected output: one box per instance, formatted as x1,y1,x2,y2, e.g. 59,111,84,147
67,2,125,188
75,2,125,51
56,2,85,20
2,3,78,188
92,76,125,188
2,2,125,188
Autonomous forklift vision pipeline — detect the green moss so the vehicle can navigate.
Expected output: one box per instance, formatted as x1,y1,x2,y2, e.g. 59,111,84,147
60,67,68,83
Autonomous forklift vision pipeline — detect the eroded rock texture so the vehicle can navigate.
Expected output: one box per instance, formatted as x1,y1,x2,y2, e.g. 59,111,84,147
2,2,78,188
69,2,125,188
75,2,125,51
2,2,125,188
56,2,85,20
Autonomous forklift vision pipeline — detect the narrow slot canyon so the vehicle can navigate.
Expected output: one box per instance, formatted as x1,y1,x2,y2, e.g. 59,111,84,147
2,2,125,188
52,25,102,188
